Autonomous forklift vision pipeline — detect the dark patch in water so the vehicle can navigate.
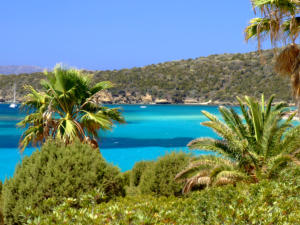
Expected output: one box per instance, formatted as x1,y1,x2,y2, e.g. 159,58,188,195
0,134,193,149
0,135,21,148
120,121,136,125
0,124,17,128
99,137,193,148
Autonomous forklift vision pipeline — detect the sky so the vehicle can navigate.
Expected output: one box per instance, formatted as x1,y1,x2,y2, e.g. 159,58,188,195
0,0,264,70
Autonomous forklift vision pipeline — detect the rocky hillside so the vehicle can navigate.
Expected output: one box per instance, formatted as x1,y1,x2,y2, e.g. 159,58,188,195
0,50,293,104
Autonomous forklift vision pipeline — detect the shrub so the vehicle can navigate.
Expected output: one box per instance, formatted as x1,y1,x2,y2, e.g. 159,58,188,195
278,165,300,182
0,181,3,225
121,170,131,187
2,140,125,225
139,152,191,196
130,161,153,187
23,177,300,224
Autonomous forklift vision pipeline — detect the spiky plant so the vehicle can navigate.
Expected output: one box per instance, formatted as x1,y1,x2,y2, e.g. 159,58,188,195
18,65,124,151
245,0,300,113
176,95,300,193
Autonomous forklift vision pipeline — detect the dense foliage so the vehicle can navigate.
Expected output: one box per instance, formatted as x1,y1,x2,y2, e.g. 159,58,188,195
176,95,300,193
139,152,191,196
130,161,153,187
17,65,124,151
2,140,125,225
0,182,3,225
23,167,300,225
0,50,292,104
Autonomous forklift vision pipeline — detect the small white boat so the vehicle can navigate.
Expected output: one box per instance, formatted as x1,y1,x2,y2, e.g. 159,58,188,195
140,106,147,108
9,103,17,108
9,83,17,108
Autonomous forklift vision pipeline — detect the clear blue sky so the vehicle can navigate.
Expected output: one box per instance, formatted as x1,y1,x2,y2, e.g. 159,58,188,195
1,0,263,70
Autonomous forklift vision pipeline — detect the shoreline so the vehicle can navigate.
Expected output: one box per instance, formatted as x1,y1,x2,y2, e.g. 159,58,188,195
0,101,297,107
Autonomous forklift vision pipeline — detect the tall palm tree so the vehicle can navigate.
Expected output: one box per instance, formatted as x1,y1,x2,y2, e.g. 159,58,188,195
245,0,300,113
18,65,124,151
175,95,300,193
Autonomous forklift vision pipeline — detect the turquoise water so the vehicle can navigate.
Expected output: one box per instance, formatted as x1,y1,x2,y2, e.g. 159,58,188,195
0,104,227,181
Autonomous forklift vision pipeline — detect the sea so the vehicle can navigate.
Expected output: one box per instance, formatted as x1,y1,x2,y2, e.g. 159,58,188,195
0,104,232,181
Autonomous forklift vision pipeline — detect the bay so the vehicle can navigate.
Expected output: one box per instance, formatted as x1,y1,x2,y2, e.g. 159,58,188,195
0,104,231,181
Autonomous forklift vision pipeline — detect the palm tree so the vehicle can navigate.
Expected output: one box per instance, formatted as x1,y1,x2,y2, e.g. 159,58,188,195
245,0,300,113
175,95,300,194
18,65,124,151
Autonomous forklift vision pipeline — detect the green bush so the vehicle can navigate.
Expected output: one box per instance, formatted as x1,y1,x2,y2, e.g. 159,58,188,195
2,140,125,225
23,177,300,224
0,181,3,225
121,170,131,187
130,160,153,187
278,165,300,182
139,152,191,196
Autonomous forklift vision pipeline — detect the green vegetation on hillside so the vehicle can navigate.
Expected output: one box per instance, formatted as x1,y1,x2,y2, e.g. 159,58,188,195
92,50,293,103
0,50,293,103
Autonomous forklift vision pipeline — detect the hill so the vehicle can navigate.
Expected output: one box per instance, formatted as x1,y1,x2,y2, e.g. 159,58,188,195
0,50,293,104
0,65,43,75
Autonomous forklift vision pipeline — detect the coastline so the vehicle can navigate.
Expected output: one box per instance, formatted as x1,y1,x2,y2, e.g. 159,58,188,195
0,101,296,107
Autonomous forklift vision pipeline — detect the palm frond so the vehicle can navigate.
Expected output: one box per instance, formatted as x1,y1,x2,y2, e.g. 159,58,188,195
266,153,298,178
264,94,275,119
237,96,255,136
244,96,263,142
245,17,272,40
213,170,248,186
201,111,248,154
179,94,300,193
55,119,78,143
279,125,300,155
282,17,300,42
260,110,282,157
175,155,233,180
80,111,113,138
91,81,114,94
252,0,297,15
219,106,247,139
101,107,125,123
187,138,230,155
19,125,44,152
182,176,211,194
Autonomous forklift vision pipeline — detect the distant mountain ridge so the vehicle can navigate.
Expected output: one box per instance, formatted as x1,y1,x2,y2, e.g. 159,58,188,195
0,65,44,75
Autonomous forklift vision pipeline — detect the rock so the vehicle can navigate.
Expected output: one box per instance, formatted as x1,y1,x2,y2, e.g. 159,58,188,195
141,93,153,103
94,91,113,104
113,95,127,104
184,98,198,104
155,98,171,104
198,100,212,105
